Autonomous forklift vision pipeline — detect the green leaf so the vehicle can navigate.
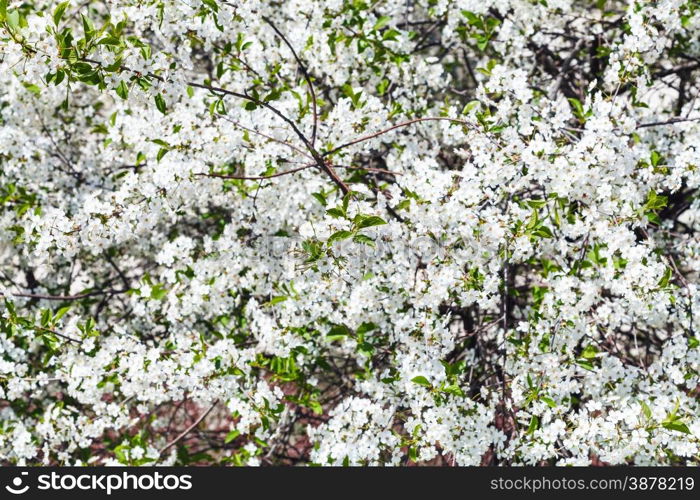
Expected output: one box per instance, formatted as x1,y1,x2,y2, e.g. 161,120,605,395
646,212,661,225
662,421,690,434
395,199,411,211
98,36,122,46
443,384,465,397
309,400,323,415
580,344,598,360
22,82,41,96
81,13,95,39
527,415,539,434
568,97,586,122
382,28,400,41
326,207,345,219
113,445,128,464
52,1,70,27
302,238,324,263
355,215,387,229
657,267,672,288
352,234,375,247
340,193,351,214
641,401,652,420
154,93,167,114
373,15,391,31
116,81,129,100
411,376,431,387
41,308,52,327
53,70,65,86
150,284,167,300
644,190,668,211
540,396,557,408
327,324,351,341
526,199,547,209
356,322,377,335
311,192,326,207
6,9,20,30
202,0,219,12
462,100,480,114
224,430,240,443
54,306,71,323
576,359,595,371
328,230,353,245
462,10,480,25
532,226,553,238
264,296,288,306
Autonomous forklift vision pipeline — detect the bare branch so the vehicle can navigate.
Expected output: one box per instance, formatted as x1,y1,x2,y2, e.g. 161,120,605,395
262,16,319,147
159,400,219,456
195,164,313,181
323,117,474,157
637,117,700,128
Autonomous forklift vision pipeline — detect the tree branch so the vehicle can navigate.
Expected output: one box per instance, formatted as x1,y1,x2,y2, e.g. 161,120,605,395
262,16,319,147
323,117,473,157
195,163,313,180
159,400,219,456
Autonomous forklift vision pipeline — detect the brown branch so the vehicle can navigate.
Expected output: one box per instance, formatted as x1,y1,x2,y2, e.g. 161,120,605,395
217,115,313,160
159,400,219,456
12,289,127,301
323,117,473,157
636,117,700,128
186,82,313,150
33,107,83,181
195,164,313,180
188,82,350,194
32,325,82,344
548,38,586,99
79,57,349,194
333,164,403,175
262,16,319,147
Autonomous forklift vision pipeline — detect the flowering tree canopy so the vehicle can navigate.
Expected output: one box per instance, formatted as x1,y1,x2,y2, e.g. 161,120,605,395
1,0,699,466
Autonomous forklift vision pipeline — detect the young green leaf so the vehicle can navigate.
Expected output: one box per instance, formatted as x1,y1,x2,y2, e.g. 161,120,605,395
411,376,431,387
116,81,129,100
155,93,167,114
328,230,353,245
53,1,70,27
355,215,387,229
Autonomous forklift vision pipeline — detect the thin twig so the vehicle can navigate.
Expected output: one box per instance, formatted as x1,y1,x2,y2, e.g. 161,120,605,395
262,16,319,147
159,400,219,456
217,115,313,160
187,82,312,151
12,289,127,301
33,325,82,344
323,117,473,157
636,117,700,128
187,82,350,194
333,164,403,175
195,164,313,180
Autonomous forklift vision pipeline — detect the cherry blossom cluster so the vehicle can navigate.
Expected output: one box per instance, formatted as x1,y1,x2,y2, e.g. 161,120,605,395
0,0,699,465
